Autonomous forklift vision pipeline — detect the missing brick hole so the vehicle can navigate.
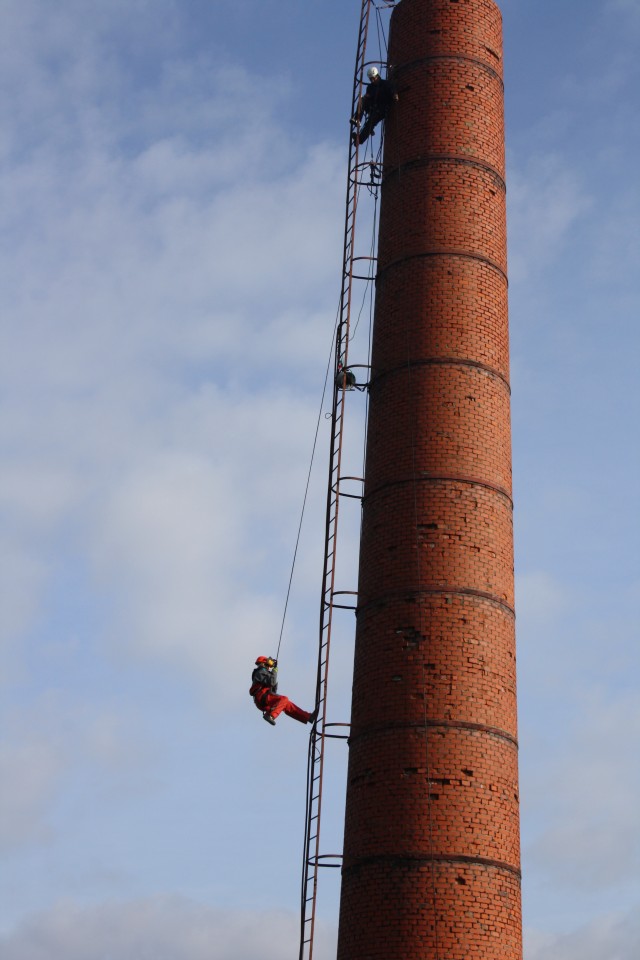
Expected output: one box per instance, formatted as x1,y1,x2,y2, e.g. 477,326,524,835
466,84,475,91
403,767,419,776
350,770,373,786
399,625,425,646
455,876,467,885
462,769,474,777
436,195,444,202
429,793,440,800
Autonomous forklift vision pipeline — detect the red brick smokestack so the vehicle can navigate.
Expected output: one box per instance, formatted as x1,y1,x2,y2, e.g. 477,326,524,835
336,1,522,957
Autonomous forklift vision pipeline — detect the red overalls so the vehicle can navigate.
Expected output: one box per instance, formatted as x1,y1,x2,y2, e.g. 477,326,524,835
250,683,312,723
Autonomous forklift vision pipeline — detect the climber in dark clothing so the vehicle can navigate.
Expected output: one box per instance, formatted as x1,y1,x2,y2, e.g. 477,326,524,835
351,66,398,145
249,656,315,726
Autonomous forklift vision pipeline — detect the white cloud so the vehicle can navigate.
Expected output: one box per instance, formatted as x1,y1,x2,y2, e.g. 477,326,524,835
0,542,49,660
0,735,64,851
525,908,640,960
0,699,155,855
507,153,591,282
83,376,343,707
0,898,337,960
604,0,640,27
0,0,344,700
525,690,640,891
516,571,567,626
590,186,640,288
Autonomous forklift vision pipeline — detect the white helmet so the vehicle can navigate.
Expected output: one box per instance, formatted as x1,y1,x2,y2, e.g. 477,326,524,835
367,66,380,81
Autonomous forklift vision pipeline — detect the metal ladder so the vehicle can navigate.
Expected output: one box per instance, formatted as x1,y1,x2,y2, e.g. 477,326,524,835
298,2,392,957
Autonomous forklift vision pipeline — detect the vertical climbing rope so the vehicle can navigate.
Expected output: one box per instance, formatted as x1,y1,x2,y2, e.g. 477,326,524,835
276,305,341,663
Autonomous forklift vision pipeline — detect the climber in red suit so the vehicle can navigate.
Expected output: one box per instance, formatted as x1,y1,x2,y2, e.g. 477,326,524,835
250,656,315,726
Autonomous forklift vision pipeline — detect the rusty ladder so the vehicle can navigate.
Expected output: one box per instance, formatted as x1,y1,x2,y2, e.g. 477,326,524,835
298,2,396,958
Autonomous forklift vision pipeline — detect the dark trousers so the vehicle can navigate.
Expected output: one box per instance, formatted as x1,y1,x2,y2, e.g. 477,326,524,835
356,110,384,143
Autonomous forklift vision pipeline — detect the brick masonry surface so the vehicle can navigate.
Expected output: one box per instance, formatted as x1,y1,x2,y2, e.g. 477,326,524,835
336,1,522,957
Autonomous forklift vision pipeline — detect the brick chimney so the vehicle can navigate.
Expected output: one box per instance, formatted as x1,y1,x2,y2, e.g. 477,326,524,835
336,1,522,957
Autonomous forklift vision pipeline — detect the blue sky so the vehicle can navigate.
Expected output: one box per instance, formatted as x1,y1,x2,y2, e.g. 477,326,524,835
0,1,638,958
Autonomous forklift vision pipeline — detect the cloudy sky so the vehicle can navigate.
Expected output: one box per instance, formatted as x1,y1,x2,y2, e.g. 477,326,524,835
0,0,638,957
